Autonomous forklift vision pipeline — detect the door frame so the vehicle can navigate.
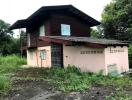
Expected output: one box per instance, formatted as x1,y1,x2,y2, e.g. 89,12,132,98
51,43,63,67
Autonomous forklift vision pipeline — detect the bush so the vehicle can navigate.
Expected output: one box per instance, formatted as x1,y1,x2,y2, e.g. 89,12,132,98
43,66,104,91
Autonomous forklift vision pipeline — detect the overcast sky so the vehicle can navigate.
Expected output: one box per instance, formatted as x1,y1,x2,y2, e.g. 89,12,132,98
0,0,112,36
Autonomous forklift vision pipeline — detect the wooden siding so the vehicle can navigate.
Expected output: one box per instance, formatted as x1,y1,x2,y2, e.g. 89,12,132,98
25,19,51,48
25,13,91,48
50,14,90,37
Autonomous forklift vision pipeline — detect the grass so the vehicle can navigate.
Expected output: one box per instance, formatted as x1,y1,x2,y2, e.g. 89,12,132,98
0,55,26,94
14,67,132,92
45,67,132,92
13,66,132,99
0,75,10,94
0,56,131,99
0,55,26,74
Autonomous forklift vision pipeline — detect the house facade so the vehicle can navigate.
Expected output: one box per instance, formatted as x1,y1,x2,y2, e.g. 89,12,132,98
10,5,129,75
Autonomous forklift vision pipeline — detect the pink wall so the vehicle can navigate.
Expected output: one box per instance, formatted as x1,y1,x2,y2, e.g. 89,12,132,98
63,45,129,75
27,49,38,67
27,46,51,67
63,45,106,74
104,46,129,74
26,45,129,75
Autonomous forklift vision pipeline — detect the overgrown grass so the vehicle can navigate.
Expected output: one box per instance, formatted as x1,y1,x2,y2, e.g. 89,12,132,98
0,75,10,94
46,67,132,92
0,55,26,74
0,55,26,93
15,66,132,92
0,57,131,99
48,67,132,99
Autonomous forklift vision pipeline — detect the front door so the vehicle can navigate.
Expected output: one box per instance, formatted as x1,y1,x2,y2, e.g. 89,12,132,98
51,43,63,67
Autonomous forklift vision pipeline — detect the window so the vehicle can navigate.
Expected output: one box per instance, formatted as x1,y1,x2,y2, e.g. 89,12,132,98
30,51,33,60
61,24,71,36
27,33,30,46
39,25,45,36
40,50,46,60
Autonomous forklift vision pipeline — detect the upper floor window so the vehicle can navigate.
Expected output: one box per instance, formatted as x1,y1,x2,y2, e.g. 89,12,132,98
39,25,45,36
61,24,71,36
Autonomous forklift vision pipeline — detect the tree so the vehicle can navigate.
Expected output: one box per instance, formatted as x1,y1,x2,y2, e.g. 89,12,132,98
101,0,132,41
0,19,14,55
90,28,104,38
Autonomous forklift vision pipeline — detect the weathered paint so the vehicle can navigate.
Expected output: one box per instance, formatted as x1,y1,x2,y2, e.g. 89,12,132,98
27,45,129,75
63,45,106,74
104,46,129,74
63,45,129,75
27,49,38,67
27,46,51,67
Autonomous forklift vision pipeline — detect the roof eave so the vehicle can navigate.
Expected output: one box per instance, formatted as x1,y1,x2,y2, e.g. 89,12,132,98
9,19,27,30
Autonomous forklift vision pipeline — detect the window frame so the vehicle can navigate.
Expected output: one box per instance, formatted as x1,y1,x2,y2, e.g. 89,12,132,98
39,24,45,36
30,51,33,60
61,24,71,36
40,50,46,60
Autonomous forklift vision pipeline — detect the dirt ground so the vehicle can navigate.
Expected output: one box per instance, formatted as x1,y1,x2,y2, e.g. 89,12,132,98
1,69,131,100
1,79,119,100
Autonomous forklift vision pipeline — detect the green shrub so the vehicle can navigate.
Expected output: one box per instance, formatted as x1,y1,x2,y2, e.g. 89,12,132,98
65,65,82,75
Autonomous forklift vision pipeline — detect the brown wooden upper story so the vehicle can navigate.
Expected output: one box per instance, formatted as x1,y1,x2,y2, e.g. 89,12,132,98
10,5,100,48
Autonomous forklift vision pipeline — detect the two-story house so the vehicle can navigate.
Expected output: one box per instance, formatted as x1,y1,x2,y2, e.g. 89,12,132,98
10,5,129,75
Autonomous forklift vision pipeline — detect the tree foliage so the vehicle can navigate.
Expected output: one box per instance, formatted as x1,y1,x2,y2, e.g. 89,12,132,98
90,28,103,38
0,19,20,55
101,0,132,41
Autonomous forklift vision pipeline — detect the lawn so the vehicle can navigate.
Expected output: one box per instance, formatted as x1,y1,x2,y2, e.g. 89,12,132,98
0,55,132,100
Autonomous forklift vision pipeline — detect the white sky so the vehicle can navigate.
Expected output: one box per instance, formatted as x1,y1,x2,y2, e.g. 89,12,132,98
0,0,112,36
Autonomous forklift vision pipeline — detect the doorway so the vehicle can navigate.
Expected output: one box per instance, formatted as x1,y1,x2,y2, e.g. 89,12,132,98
51,43,63,67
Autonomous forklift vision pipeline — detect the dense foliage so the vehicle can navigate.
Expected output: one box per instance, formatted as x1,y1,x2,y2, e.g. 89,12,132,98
101,0,132,41
90,28,104,38
0,19,21,55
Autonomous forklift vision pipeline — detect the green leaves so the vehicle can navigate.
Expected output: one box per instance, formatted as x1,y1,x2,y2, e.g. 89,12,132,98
101,0,132,41
0,19,14,55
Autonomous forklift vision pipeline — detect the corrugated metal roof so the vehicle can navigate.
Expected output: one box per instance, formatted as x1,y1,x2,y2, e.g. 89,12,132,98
47,36,128,45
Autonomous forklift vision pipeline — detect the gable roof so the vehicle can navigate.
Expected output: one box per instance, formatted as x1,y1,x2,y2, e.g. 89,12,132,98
10,5,100,30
